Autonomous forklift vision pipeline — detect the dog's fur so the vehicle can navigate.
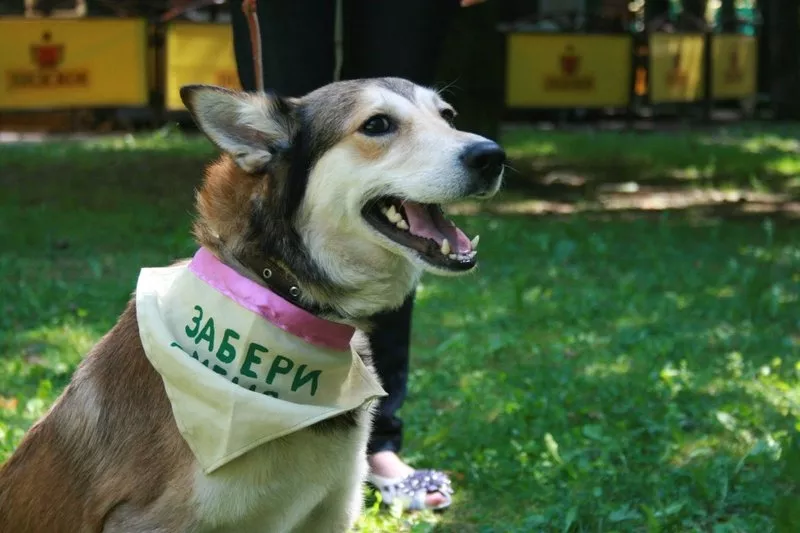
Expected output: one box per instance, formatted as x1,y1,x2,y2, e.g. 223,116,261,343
0,77,503,533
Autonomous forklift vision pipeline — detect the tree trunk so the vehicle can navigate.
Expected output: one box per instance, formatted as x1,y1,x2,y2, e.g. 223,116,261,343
682,0,707,18
770,0,800,118
720,0,738,31
645,0,670,23
679,0,708,29
757,0,771,94
435,1,505,141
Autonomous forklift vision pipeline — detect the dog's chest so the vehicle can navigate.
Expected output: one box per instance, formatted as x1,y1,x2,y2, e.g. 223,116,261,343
136,259,385,477
189,415,369,533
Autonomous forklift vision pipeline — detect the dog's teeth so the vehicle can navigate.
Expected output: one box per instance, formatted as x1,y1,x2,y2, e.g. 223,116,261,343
441,239,451,255
468,251,477,259
448,253,458,260
470,235,480,249
386,205,402,223
396,219,409,230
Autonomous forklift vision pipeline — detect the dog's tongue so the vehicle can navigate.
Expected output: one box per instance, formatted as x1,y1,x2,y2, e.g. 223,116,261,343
402,202,472,253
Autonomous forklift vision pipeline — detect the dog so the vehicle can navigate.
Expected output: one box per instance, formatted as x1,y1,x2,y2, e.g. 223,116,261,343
0,77,505,533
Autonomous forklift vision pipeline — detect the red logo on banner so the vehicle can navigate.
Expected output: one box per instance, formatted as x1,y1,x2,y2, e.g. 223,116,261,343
560,45,580,75
6,31,89,89
544,45,594,92
31,32,64,69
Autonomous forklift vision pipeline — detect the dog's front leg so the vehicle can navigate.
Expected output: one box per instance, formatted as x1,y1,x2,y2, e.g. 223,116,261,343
293,478,365,533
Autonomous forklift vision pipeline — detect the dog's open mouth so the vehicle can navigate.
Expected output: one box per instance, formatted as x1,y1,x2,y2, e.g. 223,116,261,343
362,197,478,271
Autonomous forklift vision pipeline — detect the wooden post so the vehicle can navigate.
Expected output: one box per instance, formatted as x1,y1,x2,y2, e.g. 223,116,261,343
681,0,708,20
720,0,738,31
757,0,771,96
645,0,670,23
769,0,800,119
702,29,713,123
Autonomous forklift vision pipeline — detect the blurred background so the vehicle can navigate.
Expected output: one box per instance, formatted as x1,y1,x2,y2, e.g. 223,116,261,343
1,1,799,532
0,0,793,134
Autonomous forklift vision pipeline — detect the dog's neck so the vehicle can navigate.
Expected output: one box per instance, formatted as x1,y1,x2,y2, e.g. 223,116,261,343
209,244,418,331
186,247,356,352
295,212,423,322
296,240,421,324
234,253,330,316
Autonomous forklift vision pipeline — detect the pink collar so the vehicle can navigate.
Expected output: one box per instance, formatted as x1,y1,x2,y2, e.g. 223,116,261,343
188,247,355,352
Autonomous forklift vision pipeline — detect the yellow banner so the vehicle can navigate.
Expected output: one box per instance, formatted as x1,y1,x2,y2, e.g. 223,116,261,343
0,18,148,110
165,23,240,111
505,34,632,108
649,34,705,104
712,35,756,99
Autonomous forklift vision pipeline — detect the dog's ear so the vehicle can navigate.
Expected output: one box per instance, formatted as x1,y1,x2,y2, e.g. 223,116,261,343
180,85,295,174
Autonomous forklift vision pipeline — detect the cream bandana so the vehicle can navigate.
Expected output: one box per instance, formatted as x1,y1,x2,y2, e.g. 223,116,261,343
135,248,387,473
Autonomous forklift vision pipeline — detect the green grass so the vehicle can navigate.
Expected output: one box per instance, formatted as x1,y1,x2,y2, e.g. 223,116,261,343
1,127,799,532
503,124,800,193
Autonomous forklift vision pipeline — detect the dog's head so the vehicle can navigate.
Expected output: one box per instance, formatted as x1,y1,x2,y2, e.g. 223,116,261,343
181,78,504,318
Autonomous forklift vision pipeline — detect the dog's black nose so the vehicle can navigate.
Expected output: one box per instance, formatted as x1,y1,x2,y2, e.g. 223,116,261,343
461,141,506,181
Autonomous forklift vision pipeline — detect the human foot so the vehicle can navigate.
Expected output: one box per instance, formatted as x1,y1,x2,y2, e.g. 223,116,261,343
367,451,452,511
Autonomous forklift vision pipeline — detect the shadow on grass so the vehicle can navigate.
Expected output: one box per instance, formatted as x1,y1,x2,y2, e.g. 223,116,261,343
502,125,800,203
1,134,212,212
450,190,800,226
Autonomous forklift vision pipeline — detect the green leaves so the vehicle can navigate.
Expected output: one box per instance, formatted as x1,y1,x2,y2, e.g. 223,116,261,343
544,433,564,465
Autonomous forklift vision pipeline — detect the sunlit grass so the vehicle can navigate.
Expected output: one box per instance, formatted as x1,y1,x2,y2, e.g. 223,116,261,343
502,124,800,193
1,129,799,531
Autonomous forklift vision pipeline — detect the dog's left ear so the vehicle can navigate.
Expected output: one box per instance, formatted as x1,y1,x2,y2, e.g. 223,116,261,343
180,84,295,174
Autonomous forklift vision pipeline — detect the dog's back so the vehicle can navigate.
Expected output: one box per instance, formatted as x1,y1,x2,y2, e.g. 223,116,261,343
0,303,197,532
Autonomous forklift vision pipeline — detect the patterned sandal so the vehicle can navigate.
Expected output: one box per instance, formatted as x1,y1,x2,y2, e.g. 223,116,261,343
367,469,454,512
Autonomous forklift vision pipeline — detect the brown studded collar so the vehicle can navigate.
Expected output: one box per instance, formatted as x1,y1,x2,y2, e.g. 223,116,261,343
237,255,333,317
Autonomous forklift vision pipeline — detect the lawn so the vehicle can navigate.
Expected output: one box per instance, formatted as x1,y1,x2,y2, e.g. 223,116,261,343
503,123,800,194
1,126,799,532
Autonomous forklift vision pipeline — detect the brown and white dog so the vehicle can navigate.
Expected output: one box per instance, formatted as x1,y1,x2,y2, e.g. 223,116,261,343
0,77,504,533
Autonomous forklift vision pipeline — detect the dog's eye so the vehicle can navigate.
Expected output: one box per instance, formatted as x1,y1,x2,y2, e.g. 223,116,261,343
440,108,456,125
360,114,395,136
